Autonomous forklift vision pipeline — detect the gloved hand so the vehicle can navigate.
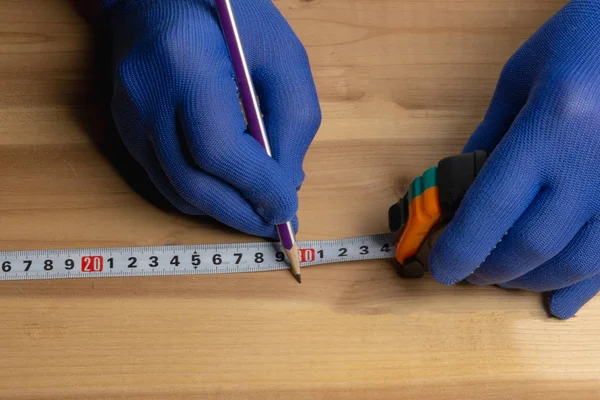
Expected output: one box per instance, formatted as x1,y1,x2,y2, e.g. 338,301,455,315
429,0,600,319
101,0,321,239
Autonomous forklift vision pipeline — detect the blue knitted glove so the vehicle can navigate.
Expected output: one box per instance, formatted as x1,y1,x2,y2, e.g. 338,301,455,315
429,0,600,319
102,0,321,239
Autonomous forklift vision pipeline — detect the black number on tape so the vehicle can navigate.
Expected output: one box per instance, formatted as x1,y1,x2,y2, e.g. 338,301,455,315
23,260,32,271
2,261,11,272
234,253,243,264
65,259,74,270
149,256,159,267
213,254,222,265
44,260,53,271
338,248,348,257
128,257,137,268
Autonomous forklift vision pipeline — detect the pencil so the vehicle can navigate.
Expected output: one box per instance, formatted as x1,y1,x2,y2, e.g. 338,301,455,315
215,0,302,283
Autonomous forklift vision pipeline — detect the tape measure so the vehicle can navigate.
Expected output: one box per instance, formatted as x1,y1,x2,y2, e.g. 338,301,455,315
0,234,394,281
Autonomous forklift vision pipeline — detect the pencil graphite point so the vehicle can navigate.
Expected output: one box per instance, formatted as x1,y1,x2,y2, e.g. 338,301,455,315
285,242,302,284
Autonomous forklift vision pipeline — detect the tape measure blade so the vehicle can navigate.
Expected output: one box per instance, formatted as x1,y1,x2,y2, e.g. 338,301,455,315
0,234,394,281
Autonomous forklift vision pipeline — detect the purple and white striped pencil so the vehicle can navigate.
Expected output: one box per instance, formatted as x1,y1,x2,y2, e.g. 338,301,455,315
215,0,302,283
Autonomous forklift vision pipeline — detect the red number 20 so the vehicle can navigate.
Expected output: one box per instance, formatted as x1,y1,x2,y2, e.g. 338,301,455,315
81,256,103,272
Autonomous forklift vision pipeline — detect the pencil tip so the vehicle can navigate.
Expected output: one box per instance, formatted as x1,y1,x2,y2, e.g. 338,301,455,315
283,243,302,284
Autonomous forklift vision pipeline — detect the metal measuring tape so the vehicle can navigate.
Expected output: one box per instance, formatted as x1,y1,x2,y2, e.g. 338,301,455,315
0,234,394,281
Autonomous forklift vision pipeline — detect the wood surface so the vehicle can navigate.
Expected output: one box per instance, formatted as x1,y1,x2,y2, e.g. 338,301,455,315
0,0,598,399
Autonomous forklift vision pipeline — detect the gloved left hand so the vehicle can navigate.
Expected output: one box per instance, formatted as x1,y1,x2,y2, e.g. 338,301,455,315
429,0,600,319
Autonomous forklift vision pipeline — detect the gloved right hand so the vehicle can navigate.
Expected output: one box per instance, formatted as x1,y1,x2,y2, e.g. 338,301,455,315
429,0,600,319
101,0,321,239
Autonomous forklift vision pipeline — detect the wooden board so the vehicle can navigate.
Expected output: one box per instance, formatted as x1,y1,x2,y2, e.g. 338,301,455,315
0,0,598,398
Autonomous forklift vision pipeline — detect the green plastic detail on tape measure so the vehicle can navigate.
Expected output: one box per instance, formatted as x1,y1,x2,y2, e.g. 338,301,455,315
408,177,423,201
423,167,437,190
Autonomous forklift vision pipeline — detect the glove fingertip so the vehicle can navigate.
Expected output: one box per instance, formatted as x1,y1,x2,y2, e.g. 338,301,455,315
428,241,474,285
427,213,484,284
259,216,298,242
548,276,600,320
549,295,579,320
244,177,300,227
291,216,299,234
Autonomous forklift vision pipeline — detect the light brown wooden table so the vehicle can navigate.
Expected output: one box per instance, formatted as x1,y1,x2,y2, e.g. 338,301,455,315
0,1,598,399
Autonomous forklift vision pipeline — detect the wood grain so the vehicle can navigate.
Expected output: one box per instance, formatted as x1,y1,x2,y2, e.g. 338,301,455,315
0,0,598,399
